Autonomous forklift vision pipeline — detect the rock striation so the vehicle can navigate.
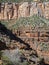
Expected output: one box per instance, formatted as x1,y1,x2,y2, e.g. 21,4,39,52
0,2,49,20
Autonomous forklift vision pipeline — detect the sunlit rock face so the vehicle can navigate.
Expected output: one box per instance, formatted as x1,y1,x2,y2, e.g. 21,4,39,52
37,2,45,17
4,3,8,20
30,2,38,16
0,3,5,20
0,2,49,20
18,2,30,18
44,2,49,19
5,3,13,20
12,3,19,19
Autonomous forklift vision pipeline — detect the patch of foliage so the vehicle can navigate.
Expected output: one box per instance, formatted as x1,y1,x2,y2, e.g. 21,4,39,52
0,0,49,3
1,15,49,31
1,49,30,65
0,0,33,3
11,15,49,30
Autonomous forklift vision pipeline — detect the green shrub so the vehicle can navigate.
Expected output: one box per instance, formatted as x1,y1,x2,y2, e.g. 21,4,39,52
2,56,13,65
0,0,33,3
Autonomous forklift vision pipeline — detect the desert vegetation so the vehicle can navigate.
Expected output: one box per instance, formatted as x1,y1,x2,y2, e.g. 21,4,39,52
0,0,49,3
0,15,49,65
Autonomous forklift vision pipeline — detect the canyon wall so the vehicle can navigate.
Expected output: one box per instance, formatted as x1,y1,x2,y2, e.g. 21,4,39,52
0,2,49,20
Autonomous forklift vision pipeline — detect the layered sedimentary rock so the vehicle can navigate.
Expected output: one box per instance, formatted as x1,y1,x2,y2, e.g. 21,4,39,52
0,2,49,20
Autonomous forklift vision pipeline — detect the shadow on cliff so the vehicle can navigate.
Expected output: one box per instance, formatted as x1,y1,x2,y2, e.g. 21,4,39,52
0,22,31,50
0,40,8,50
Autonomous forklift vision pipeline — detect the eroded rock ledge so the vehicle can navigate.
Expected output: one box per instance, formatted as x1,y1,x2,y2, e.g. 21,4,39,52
0,2,49,20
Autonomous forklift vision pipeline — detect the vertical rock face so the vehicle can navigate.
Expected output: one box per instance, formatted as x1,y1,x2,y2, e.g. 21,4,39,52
6,3,13,20
4,3,8,20
12,3,18,19
0,2,49,20
30,2,38,16
18,2,30,18
0,3,5,20
37,2,45,17
44,2,49,19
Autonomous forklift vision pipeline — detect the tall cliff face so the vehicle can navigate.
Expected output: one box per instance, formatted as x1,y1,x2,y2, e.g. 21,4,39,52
0,2,49,20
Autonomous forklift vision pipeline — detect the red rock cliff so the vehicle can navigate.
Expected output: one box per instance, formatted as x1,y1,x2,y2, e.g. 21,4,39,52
0,2,49,20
